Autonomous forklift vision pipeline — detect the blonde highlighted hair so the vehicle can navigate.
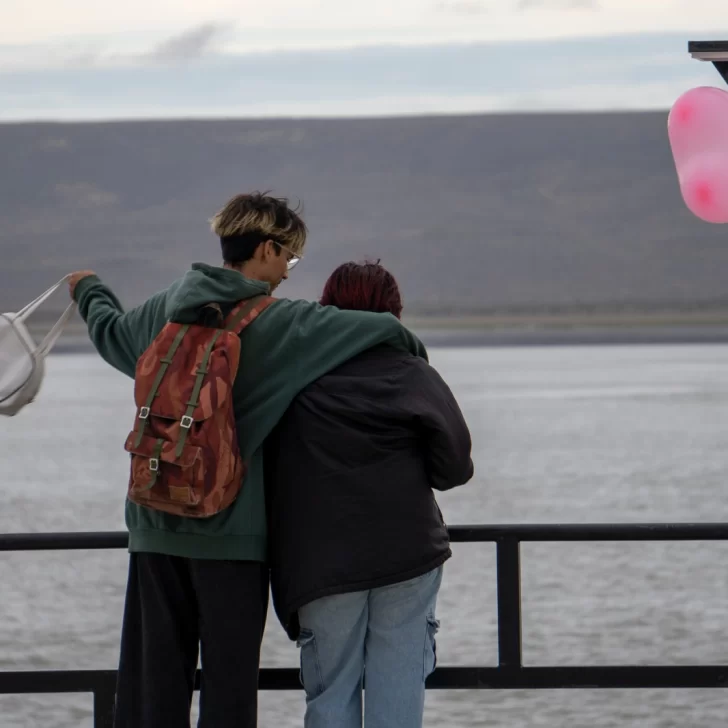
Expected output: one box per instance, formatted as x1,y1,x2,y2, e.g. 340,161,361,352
210,192,307,261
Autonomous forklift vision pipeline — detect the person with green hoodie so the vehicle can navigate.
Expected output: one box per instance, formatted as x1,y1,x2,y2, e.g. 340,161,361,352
67,192,427,728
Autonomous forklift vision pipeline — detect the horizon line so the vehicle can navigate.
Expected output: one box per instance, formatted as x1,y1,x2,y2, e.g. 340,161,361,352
0,106,676,127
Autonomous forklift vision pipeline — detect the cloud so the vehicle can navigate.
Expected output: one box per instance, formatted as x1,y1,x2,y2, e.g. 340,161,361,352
145,23,227,62
0,23,231,71
434,1,488,14
0,32,717,122
517,0,599,9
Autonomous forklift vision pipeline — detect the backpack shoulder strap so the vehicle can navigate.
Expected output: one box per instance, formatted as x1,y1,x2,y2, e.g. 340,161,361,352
170,296,275,459
225,295,276,334
133,322,190,449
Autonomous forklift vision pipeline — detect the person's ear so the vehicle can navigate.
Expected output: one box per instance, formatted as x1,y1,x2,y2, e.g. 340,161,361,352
254,240,271,262
262,239,276,261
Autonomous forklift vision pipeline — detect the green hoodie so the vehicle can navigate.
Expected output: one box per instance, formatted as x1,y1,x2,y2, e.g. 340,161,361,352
74,263,428,561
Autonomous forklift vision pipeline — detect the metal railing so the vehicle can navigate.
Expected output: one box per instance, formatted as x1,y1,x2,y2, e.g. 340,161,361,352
2,523,728,727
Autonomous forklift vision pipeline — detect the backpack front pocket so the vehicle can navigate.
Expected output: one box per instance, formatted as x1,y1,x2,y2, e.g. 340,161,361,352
124,430,204,511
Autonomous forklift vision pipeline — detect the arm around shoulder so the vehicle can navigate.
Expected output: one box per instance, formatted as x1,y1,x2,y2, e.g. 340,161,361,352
269,299,428,375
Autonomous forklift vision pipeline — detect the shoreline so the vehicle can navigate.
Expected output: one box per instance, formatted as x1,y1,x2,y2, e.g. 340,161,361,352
50,325,728,354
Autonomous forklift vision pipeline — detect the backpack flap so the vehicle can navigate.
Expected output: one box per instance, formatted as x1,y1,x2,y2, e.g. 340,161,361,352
124,431,204,507
132,325,242,438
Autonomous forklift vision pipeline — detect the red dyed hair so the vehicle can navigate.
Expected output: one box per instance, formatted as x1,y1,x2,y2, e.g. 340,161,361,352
320,260,403,319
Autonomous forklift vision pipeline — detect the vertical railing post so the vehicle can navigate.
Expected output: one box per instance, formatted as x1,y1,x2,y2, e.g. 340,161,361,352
496,537,522,669
93,677,116,728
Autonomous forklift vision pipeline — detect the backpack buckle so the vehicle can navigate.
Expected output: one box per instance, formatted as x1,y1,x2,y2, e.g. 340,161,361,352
138,406,150,420
149,458,159,472
180,415,194,429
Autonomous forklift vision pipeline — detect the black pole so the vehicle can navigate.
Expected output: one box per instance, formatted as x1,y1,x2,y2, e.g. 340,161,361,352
496,537,522,669
93,680,116,728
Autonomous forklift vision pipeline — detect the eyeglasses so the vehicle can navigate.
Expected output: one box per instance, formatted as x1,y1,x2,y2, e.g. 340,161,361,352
272,241,302,271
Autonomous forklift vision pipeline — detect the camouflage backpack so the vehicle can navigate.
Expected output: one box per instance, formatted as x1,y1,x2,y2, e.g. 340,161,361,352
123,295,274,517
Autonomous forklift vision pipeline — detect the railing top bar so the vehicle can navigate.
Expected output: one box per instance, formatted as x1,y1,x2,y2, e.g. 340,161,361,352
2,523,728,552
451,523,728,542
3,665,728,693
0,532,129,551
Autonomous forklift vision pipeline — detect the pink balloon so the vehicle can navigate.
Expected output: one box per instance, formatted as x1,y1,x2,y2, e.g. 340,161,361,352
668,86,728,223
678,152,728,224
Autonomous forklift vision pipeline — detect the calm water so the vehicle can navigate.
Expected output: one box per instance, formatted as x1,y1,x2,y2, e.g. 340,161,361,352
2,345,728,727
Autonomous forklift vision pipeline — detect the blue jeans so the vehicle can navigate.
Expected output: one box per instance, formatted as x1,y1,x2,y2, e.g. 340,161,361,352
296,566,443,728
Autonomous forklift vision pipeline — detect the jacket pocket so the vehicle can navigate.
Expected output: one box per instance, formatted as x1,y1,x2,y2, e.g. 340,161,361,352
423,614,440,680
297,628,324,698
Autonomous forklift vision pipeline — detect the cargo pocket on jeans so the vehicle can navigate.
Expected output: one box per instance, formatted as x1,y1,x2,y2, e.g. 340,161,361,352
296,628,324,698
423,614,440,680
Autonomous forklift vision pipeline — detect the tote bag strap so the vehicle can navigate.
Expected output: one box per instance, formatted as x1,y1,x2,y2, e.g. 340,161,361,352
37,301,77,357
11,275,77,357
15,276,71,321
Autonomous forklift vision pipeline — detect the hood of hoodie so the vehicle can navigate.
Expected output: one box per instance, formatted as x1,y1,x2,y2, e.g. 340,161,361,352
164,263,270,323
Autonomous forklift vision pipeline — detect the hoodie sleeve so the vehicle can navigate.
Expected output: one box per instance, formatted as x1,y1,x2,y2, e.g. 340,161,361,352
74,275,167,378
400,357,474,491
265,299,428,373
236,298,430,455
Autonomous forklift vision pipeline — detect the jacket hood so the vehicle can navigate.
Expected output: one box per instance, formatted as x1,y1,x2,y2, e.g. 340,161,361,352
165,263,270,322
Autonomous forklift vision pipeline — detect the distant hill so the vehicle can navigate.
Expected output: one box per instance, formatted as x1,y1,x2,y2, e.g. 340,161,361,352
2,112,728,320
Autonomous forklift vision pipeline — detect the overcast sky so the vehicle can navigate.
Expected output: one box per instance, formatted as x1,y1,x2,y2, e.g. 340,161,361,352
0,0,726,120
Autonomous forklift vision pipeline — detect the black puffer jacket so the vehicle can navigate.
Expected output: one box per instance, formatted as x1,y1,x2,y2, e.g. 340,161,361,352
265,345,474,639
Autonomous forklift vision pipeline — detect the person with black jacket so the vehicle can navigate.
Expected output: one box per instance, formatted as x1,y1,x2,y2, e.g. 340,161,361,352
266,261,474,728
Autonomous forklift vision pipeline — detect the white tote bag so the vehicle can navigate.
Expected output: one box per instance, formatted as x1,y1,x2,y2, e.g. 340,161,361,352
0,277,77,416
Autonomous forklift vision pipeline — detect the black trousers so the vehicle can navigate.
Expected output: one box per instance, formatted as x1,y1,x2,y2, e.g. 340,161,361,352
112,553,269,728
